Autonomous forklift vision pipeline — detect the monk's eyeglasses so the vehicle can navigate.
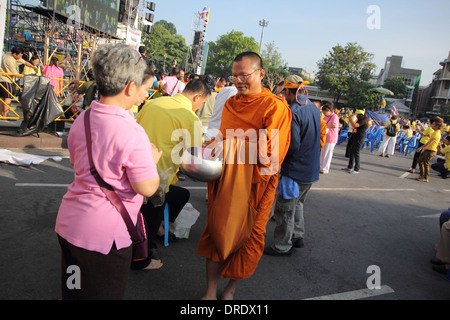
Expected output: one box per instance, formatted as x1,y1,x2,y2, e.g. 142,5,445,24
229,69,260,83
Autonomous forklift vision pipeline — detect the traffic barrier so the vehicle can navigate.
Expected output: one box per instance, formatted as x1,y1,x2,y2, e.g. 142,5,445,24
0,72,85,121
0,72,159,122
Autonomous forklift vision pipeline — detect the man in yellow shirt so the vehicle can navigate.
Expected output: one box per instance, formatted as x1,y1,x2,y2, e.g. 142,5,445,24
402,125,413,141
134,78,212,270
0,46,37,117
431,136,450,179
408,117,440,173
416,119,444,182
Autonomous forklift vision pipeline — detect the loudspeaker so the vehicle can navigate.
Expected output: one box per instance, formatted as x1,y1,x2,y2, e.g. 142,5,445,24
118,0,126,22
147,2,156,11
193,31,202,46
143,25,152,33
145,13,154,23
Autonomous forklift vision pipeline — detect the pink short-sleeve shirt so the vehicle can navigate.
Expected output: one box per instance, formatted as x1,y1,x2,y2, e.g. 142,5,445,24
161,76,185,96
324,113,340,144
55,101,158,254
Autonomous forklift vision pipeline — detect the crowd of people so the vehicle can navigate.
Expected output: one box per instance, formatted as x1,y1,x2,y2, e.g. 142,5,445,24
2,43,449,299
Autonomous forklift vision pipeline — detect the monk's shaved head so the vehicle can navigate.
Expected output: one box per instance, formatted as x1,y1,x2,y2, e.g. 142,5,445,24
233,52,264,70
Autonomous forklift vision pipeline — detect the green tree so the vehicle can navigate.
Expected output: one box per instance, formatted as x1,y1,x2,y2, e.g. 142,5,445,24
140,21,188,73
260,42,289,92
316,42,376,104
346,82,379,109
156,20,177,35
205,30,259,77
382,76,407,99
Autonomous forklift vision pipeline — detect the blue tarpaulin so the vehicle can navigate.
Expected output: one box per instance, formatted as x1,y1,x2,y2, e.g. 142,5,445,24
365,111,390,124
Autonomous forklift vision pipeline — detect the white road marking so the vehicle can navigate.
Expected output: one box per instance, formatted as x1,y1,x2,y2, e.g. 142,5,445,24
417,213,442,219
311,188,415,192
15,183,69,187
304,285,395,300
399,172,410,179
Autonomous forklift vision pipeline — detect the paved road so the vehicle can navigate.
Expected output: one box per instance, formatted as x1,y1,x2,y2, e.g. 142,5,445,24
0,144,449,302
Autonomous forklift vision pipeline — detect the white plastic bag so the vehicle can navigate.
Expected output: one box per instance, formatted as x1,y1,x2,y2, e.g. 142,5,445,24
172,203,200,239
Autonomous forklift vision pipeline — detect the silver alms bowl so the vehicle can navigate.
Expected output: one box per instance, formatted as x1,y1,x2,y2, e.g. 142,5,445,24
180,147,223,182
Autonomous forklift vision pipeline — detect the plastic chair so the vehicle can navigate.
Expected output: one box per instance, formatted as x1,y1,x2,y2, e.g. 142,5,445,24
368,127,383,153
164,203,169,246
396,135,407,151
404,136,419,156
398,136,409,153
337,129,349,145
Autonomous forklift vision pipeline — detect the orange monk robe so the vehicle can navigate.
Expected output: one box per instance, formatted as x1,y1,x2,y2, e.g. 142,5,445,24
320,117,327,149
196,87,292,280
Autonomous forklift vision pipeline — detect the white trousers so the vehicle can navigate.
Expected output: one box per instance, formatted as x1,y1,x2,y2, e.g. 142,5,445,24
378,135,397,155
320,142,336,173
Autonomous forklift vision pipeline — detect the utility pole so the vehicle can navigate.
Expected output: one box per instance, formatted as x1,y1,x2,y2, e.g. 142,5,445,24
259,19,269,53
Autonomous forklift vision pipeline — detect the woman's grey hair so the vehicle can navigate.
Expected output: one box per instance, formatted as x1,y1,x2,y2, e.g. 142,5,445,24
92,43,147,97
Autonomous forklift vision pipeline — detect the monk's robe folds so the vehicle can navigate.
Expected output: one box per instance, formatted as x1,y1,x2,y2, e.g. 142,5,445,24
196,87,292,280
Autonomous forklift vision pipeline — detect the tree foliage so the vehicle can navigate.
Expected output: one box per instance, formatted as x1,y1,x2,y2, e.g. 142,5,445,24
382,76,407,99
140,20,188,73
260,42,289,92
346,81,379,109
316,42,376,104
205,30,259,77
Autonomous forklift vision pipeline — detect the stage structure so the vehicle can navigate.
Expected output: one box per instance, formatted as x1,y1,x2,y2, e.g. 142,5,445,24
117,0,155,48
5,0,155,81
184,6,209,75
5,0,123,81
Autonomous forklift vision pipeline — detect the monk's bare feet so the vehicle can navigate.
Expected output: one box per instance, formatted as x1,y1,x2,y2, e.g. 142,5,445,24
221,282,237,300
221,291,235,300
144,259,163,270
200,295,217,300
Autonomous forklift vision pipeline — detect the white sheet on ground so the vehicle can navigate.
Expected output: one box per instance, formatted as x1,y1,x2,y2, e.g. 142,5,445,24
0,148,63,166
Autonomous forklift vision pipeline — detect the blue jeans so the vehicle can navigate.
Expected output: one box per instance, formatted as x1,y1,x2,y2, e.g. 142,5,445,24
272,183,312,253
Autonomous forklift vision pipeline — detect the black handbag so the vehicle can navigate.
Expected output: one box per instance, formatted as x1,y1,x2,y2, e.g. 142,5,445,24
84,108,148,261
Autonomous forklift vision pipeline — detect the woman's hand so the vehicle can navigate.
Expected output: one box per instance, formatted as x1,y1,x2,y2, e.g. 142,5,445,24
151,143,162,164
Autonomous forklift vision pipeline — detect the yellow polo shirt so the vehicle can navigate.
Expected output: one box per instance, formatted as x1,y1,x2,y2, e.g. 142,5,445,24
441,145,450,170
136,94,203,190
402,128,413,140
425,129,441,152
420,127,433,145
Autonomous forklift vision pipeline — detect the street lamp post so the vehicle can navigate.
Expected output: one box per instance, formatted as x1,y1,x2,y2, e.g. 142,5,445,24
259,19,269,53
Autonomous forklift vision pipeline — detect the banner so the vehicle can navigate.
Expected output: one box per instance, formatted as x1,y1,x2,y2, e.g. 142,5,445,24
126,26,142,50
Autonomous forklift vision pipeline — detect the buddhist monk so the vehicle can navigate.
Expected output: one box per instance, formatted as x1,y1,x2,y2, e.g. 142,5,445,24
196,52,292,300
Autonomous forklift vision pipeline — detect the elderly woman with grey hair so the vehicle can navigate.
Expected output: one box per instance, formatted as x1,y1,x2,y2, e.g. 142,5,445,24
55,44,162,300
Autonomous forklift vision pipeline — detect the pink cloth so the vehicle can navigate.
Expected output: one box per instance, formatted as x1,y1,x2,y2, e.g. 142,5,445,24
161,76,185,96
324,113,340,144
55,101,158,255
43,65,64,95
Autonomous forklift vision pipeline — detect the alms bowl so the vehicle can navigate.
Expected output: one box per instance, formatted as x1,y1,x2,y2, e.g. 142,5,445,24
180,147,222,182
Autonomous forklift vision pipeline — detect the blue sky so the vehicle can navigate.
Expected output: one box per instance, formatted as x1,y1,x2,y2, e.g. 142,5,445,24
151,0,449,86
24,0,450,86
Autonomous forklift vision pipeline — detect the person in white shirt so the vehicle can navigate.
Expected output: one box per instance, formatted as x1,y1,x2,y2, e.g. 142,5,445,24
204,85,237,141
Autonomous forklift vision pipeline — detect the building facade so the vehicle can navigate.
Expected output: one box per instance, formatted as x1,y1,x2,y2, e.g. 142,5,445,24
431,51,450,113
416,51,450,120
377,55,422,112
288,67,316,83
